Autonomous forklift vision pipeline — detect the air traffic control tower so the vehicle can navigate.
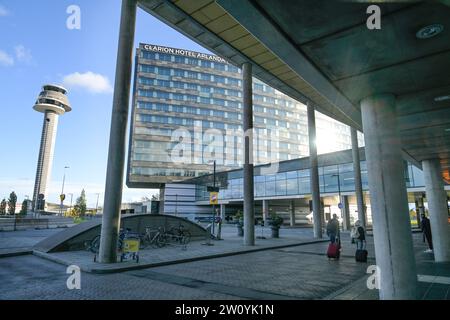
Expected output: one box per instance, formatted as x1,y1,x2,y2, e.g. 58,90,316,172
32,84,71,212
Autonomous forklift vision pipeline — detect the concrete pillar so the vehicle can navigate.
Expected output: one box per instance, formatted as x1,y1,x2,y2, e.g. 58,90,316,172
422,159,450,262
361,93,417,300
262,200,269,224
220,203,226,222
307,102,322,238
290,200,295,226
351,127,366,228
341,195,351,231
98,0,137,263
242,62,255,246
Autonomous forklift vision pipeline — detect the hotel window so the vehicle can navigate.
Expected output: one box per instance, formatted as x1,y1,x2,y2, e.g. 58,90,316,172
201,60,211,68
254,83,264,92
137,89,152,97
228,78,240,86
214,87,226,95
187,58,198,65
254,94,264,102
186,83,197,90
254,105,264,113
141,51,156,60
172,93,184,101
213,110,224,117
174,56,185,64
213,99,225,106
172,81,184,89
156,80,170,87
186,95,197,102
157,67,171,76
156,91,169,99
228,100,239,108
228,65,239,73
158,53,172,62
139,64,155,73
187,71,197,79
200,97,210,104
200,86,211,93
201,73,211,81
172,105,183,113
227,89,240,97
174,69,184,77
214,63,226,71
215,76,226,84
138,77,153,85
185,106,197,114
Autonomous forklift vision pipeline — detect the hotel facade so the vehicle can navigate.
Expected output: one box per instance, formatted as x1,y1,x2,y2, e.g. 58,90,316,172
127,43,362,189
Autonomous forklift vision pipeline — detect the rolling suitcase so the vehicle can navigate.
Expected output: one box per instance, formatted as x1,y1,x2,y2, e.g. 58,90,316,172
355,249,368,262
327,239,341,259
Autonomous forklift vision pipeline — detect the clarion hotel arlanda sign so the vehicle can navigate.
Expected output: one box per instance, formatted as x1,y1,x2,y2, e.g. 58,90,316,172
141,43,227,63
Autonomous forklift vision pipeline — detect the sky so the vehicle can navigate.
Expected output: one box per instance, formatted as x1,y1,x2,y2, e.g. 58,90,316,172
0,0,211,207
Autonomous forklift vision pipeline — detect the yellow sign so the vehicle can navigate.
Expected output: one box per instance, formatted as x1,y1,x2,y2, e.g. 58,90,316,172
209,192,219,205
123,239,140,253
60,194,65,202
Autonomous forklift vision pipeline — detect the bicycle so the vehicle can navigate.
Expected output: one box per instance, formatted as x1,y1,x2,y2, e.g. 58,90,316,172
167,223,191,245
139,226,168,249
85,228,130,254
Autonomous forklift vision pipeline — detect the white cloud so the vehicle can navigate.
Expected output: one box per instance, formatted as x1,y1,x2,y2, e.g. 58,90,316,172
0,50,14,66
0,5,9,17
14,45,32,63
62,71,113,94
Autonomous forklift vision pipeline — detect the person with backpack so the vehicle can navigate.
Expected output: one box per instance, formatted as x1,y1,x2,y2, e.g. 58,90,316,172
326,214,341,259
351,220,368,262
326,214,340,244
351,220,366,250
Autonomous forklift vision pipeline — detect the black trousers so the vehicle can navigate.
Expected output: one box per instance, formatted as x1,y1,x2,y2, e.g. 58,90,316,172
424,232,433,250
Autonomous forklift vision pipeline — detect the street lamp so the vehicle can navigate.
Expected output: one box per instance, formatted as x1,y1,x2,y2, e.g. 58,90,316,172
331,166,342,225
68,193,73,212
59,166,69,215
207,159,217,235
95,193,100,215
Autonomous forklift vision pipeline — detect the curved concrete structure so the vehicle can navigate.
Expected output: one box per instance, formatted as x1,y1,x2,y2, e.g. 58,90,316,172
34,214,207,253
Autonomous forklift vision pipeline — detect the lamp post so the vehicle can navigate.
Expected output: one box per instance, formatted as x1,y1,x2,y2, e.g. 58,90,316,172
68,193,73,212
96,193,100,214
332,167,342,227
207,160,217,235
59,166,69,216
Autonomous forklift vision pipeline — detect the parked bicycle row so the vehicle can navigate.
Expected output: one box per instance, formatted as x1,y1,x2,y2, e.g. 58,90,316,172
85,224,191,254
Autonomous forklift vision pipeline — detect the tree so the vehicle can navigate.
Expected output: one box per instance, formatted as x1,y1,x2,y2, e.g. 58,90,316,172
74,189,87,217
20,199,28,215
8,191,17,215
0,199,6,215
151,193,159,201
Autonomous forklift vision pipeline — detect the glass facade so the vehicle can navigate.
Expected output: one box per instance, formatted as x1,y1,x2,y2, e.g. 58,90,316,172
128,43,364,188
195,161,425,201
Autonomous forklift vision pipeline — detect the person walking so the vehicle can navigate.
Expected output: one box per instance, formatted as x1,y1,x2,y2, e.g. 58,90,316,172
326,214,340,244
351,220,366,250
421,213,433,252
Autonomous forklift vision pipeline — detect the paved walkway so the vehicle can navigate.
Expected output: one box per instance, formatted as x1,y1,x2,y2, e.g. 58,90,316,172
1,225,448,300
33,225,326,273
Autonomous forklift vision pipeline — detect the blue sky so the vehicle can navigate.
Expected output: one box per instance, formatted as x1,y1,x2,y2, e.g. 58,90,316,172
0,0,210,207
